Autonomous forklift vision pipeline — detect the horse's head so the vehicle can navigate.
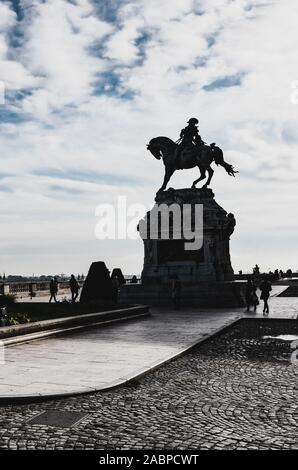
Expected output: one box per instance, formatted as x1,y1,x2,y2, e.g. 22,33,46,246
147,136,176,160
147,138,162,160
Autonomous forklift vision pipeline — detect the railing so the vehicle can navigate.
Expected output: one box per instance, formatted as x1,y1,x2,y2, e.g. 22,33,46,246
35,282,49,291
0,280,85,298
0,278,143,298
124,276,141,284
8,283,30,294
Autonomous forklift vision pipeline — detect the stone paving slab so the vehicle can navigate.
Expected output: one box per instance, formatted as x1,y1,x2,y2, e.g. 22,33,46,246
0,308,242,400
0,305,149,341
0,291,296,400
270,285,289,296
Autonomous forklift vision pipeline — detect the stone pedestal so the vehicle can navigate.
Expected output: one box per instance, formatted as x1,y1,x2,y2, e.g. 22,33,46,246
120,188,245,307
141,188,235,285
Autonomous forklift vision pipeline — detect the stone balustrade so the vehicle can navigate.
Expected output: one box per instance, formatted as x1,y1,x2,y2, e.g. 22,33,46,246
0,281,84,298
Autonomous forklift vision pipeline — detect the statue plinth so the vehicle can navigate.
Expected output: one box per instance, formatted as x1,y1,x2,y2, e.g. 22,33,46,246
141,187,235,285
120,188,245,307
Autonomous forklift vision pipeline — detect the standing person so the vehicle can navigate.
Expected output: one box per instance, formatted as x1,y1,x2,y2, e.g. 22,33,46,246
245,278,258,312
49,278,58,303
111,275,120,303
171,275,182,310
69,274,79,302
260,277,272,315
253,264,260,275
54,276,59,298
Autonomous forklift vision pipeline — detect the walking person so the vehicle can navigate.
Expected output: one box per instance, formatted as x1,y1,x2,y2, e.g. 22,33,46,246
260,277,272,315
69,274,79,302
171,275,182,310
245,278,258,312
49,278,58,303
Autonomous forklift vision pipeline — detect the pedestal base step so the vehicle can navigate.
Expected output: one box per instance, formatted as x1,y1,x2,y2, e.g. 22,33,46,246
119,281,246,308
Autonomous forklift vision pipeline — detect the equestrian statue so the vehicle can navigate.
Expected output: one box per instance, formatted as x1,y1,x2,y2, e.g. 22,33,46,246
147,118,238,193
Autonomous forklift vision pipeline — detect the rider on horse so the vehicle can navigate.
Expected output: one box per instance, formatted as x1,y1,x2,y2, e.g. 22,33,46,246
147,118,238,192
175,118,204,168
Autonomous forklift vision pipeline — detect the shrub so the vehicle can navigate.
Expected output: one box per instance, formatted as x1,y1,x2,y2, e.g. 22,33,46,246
0,294,16,308
5,312,30,326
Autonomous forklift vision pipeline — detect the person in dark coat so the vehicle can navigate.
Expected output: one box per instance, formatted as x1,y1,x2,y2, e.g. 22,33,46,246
175,118,204,167
259,277,272,315
69,274,79,302
245,278,258,312
49,278,58,303
179,118,203,148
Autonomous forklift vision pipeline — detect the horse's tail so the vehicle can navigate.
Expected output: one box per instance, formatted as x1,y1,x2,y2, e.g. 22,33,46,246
211,144,238,177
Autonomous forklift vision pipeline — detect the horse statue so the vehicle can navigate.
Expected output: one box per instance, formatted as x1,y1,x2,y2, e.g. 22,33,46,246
147,136,238,193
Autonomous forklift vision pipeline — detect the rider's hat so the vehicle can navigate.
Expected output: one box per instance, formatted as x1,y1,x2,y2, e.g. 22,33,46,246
187,117,199,125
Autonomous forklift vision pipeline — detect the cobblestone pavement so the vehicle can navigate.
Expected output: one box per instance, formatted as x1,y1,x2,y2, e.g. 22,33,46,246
0,318,297,450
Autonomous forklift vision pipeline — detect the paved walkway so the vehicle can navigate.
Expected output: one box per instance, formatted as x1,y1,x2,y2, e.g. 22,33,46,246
18,293,69,303
0,285,296,400
1,308,240,399
0,316,297,450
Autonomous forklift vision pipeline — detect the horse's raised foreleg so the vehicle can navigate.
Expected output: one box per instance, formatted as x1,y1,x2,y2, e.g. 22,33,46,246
202,167,214,188
158,167,175,192
192,168,206,188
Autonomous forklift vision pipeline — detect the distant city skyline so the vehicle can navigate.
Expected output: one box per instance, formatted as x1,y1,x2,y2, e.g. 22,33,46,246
1,1,298,276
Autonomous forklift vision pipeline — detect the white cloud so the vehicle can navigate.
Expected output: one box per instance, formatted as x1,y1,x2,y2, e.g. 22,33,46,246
0,2,38,91
1,0,298,275
20,0,112,116
0,3,16,31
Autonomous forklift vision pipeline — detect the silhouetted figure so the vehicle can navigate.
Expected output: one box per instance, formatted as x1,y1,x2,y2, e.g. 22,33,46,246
260,277,272,315
179,118,203,148
245,278,258,312
49,278,58,303
253,264,260,275
286,268,293,278
147,124,237,192
175,118,203,168
69,274,79,302
131,275,138,284
171,275,181,310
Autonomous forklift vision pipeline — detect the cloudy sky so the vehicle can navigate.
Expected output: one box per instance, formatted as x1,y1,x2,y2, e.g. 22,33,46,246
0,0,298,276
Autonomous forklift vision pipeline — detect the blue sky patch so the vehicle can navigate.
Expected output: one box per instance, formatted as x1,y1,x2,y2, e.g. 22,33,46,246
203,74,244,92
91,0,125,24
33,168,147,186
0,184,13,193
